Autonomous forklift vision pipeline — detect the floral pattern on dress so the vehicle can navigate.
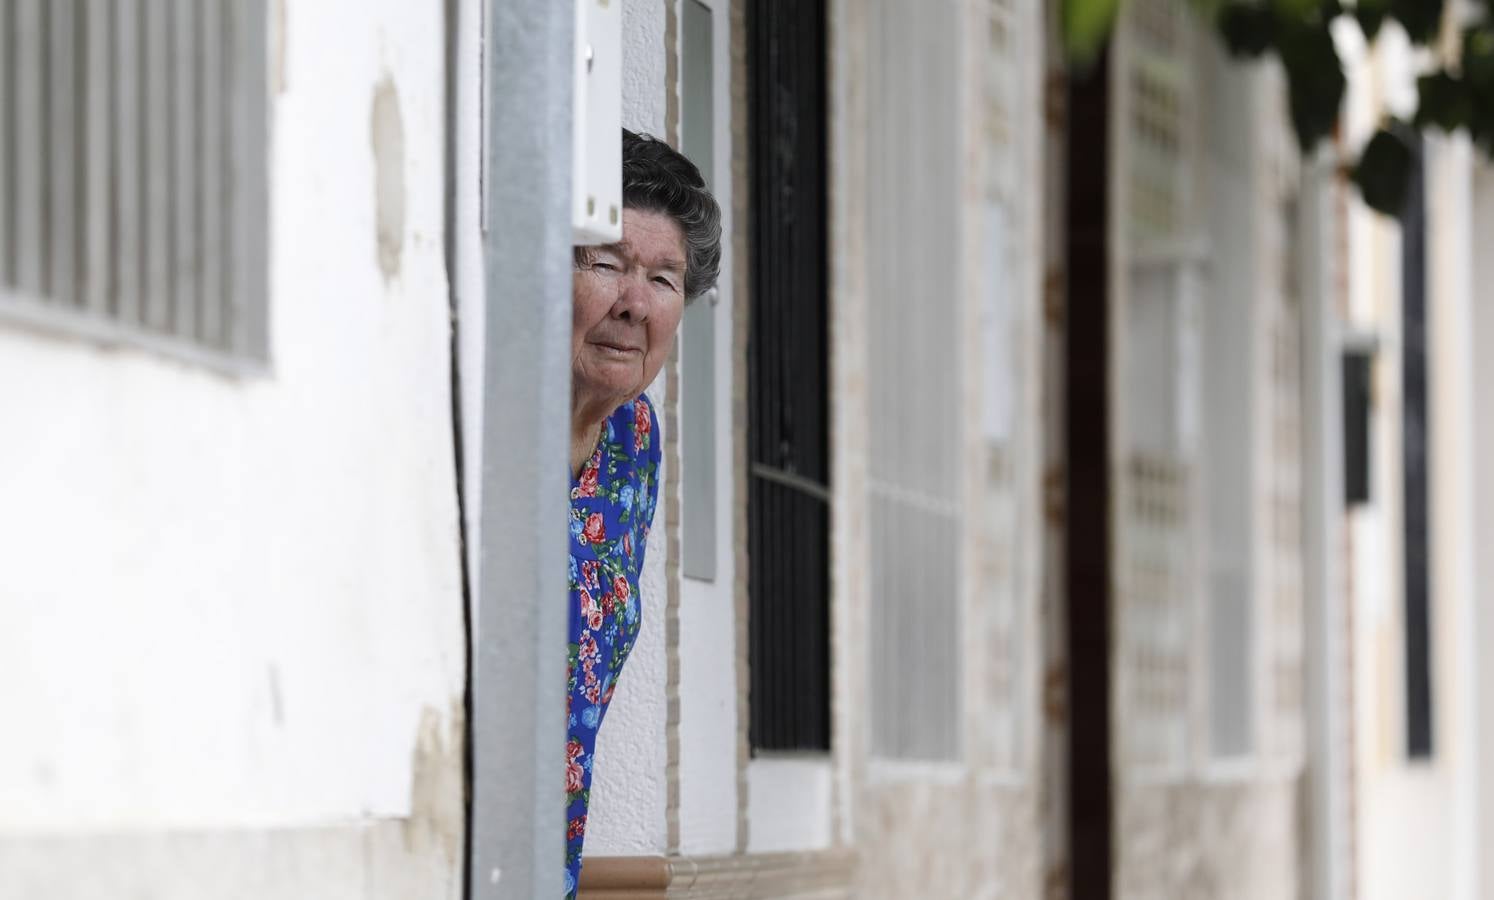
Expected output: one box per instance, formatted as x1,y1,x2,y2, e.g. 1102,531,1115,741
564,394,659,898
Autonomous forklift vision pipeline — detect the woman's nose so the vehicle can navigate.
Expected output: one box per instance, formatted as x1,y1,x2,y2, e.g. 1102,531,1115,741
613,275,650,321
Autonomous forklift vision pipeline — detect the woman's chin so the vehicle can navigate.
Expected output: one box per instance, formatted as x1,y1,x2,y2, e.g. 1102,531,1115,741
577,371,643,407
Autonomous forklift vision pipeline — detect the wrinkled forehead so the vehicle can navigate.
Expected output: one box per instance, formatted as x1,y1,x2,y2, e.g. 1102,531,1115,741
611,209,688,271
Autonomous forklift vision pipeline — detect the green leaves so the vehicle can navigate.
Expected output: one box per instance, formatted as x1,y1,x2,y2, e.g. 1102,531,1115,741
1389,0,1445,43
1414,71,1471,132
1276,20,1348,151
1218,4,1276,56
1351,126,1415,216
1055,0,1494,219
1064,0,1122,68
1354,0,1390,40
1464,26,1494,87
1212,2,1347,150
1409,28,1494,152
1461,26,1494,154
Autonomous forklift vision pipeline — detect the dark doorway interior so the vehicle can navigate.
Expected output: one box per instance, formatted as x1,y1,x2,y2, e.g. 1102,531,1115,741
1065,49,1114,900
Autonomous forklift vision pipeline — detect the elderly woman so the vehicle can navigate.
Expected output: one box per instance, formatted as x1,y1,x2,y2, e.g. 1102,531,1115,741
563,130,720,897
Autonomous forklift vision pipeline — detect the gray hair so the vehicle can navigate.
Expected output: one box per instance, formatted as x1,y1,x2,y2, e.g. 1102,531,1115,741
620,129,722,301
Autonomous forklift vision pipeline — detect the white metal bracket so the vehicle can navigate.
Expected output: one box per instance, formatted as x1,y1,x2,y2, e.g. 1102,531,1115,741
572,0,622,245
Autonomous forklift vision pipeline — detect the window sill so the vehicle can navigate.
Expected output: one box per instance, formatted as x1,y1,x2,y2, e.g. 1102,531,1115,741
578,848,857,899
745,755,834,853
0,289,270,379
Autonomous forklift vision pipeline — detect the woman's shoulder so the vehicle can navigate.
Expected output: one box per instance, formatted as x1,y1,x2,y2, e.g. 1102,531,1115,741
609,393,660,463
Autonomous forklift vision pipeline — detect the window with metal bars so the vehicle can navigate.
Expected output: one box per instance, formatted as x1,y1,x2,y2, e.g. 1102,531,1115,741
745,0,831,754
0,0,270,366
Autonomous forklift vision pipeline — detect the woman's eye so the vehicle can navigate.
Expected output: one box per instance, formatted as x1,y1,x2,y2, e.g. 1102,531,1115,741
654,276,679,291
592,261,617,272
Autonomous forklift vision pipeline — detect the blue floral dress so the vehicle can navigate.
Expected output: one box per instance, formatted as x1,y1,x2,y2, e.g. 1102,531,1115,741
564,394,659,898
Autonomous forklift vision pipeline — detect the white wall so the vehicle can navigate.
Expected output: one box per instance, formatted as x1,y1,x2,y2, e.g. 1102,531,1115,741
675,0,744,858
0,1,466,895
453,0,486,592
1472,162,1494,899
1426,136,1479,900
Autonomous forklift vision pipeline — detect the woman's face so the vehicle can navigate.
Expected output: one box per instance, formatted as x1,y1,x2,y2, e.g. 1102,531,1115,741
571,208,687,414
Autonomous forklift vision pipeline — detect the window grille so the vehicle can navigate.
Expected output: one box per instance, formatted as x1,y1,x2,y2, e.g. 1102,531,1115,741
866,0,964,762
1124,0,1190,241
0,0,270,364
1266,195,1306,762
1115,0,1200,774
746,0,831,753
1121,452,1194,767
984,0,1015,172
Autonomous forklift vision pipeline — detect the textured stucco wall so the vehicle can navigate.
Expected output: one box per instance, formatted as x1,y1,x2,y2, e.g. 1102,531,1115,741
855,784,1039,900
0,0,466,894
584,0,674,858
1115,779,1301,900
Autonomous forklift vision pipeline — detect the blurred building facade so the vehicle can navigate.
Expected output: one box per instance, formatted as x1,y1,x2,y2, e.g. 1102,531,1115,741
1335,15,1492,900
1089,3,1314,896
2,0,1493,899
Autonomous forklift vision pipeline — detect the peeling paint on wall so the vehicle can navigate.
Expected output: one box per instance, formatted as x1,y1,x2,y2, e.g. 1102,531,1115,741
401,700,466,870
371,76,407,282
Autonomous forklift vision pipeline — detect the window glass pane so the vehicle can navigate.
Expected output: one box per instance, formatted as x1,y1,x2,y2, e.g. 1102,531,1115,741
681,0,717,582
